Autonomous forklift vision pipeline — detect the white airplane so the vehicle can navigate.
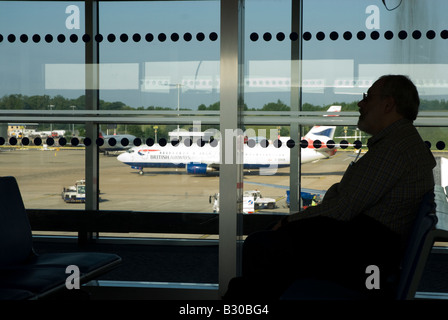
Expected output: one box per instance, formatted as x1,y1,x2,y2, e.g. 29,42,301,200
117,106,341,175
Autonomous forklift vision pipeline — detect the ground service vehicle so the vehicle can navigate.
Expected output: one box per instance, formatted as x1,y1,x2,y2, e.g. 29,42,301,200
210,190,276,214
62,179,86,203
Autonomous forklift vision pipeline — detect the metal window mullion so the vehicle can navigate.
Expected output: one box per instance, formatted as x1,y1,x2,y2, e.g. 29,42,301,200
82,0,100,244
289,0,303,213
218,0,244,298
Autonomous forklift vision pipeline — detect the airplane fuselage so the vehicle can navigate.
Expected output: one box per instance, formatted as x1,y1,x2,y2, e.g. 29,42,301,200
117,141,331,174
116,106,340,174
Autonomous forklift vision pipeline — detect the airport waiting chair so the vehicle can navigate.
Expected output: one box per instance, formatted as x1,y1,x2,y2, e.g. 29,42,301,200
402,185,448,299
0,176,121,300
281,190,438,300
395,190,438,299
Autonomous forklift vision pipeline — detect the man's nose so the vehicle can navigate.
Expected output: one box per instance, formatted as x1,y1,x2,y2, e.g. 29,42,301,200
357,100,363,108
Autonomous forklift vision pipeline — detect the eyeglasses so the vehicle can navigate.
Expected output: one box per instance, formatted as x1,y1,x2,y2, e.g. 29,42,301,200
362,92,387,101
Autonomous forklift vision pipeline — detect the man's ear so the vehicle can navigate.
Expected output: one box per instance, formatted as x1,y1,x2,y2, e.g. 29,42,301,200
383,96,396,114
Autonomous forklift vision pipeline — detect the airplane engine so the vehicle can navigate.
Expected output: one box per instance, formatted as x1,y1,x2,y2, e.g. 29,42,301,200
186,163,209,175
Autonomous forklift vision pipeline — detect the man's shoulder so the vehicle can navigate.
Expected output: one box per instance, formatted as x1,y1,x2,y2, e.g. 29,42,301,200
384,121,424,149
380,122,435,165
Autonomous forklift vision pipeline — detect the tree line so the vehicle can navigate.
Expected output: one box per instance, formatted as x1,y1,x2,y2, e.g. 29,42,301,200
2,93,445,111
2,94,448,149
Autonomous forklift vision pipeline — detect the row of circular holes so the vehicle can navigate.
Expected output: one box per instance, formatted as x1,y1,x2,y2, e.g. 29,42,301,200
1,29,448,44
2,136,444,150
0,32,218,44
267,30,448,41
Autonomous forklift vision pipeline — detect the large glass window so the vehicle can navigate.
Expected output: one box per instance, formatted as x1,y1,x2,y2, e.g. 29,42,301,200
0,1,221,219
2,0,448,296
0,1,86,213
3,0,447,226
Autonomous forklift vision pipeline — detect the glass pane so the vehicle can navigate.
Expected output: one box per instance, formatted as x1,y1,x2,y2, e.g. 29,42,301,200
299,0,448,208
0,1,86,103
302,0,448,109
244,0,292,110
99,123,220,214
242,0,292,220
98,1,220,111
98,1,220,223
0,1,86,214
0,123,86,210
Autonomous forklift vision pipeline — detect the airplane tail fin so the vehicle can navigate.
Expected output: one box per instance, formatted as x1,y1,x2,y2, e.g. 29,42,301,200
323,105,341,116
303,105,340,141
303,106,340,156
303,126,336,142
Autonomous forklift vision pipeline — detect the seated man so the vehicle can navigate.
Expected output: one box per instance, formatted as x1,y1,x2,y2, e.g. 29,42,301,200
224,75,436,300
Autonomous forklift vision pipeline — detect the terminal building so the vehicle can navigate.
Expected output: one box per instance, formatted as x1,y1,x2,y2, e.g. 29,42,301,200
1,0,448,306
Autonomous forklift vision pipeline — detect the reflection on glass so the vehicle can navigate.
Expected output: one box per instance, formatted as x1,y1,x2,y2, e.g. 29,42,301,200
301,0,448,108
98,1,220,111
0,1,86,102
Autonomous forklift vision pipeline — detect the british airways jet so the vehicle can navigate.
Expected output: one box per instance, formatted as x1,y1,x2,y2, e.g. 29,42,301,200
117,106,341,175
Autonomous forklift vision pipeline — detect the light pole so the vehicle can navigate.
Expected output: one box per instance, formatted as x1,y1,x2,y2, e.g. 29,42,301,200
70,106,76,135
177,83,180,138
48,104,54,132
